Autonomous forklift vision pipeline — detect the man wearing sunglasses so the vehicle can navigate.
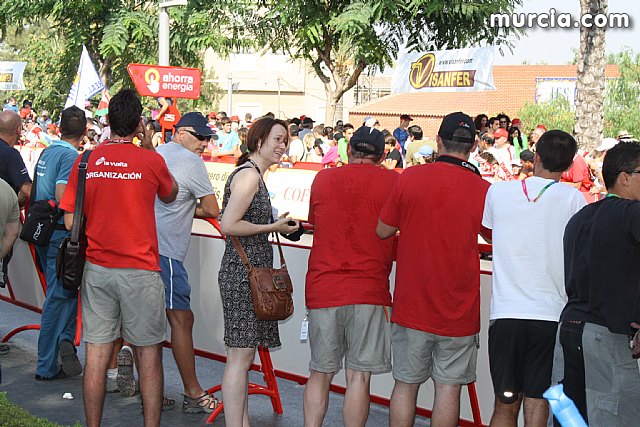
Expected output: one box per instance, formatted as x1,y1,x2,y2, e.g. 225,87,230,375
155,112,221,414
555,141,640,425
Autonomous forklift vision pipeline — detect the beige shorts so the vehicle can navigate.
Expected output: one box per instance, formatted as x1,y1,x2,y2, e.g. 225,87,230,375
82,261,167,346
391,323,478,385
308,305,391,375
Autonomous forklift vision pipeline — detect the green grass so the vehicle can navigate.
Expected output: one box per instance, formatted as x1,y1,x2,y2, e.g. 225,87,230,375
0,392,82,427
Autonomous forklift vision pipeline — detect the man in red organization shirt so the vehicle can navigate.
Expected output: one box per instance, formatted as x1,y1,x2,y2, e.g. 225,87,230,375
303,126,398,427
60,89,177,427
377,112,490,427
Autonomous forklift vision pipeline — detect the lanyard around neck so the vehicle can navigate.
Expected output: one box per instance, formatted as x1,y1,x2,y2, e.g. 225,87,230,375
521,178,557,203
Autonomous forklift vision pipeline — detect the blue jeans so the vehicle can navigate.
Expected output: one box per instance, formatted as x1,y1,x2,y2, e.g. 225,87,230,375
35,230,78,377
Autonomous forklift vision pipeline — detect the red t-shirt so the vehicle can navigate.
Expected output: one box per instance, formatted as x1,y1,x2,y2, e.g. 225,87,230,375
561,154,596,203
158,105,181,131
379,161,490,336
306,164,398,308
59,143,174,270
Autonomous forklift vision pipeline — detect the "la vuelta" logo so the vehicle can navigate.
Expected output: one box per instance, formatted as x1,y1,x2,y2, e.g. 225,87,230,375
409,53,476,89
95,157,128,168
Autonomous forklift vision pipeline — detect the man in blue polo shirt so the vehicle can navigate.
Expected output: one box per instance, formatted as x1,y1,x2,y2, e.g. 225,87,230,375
33,106,84,381
210,116,239,157
393,114,413,155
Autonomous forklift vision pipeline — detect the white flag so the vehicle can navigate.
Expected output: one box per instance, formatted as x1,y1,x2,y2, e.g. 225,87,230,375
64,45,105,110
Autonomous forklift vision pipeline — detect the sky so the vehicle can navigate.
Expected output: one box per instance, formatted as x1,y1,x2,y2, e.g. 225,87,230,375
494,0,640,64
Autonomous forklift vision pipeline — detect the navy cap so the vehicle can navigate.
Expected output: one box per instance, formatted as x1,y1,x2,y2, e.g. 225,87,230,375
438,112,475,144
350,126,385,155
175,112,215,136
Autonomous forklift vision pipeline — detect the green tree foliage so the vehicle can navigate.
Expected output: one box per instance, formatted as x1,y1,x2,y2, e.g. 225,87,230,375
0,0,241,116
247,0,522,123
516,97,575,136
604,48,640,138
517,49,640,140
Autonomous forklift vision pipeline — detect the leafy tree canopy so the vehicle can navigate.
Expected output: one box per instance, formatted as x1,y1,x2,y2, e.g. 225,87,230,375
0,0,245,115
247,0,522,122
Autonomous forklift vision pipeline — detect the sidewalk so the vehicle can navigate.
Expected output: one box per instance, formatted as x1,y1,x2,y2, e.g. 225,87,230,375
0,299,427,426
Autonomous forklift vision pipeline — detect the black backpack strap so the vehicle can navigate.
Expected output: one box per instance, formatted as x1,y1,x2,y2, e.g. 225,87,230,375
70,150,92,244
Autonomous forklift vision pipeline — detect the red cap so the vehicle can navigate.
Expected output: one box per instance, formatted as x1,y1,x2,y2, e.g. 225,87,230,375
47,124,57,131
536,124,547,131
230,115,239,122
511,118,521,125
494,128,509,139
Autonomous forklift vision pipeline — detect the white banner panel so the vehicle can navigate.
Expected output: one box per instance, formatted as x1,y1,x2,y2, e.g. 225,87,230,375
0,62,27,91
392,47,495,93
535,77,577,108
265,168,317,221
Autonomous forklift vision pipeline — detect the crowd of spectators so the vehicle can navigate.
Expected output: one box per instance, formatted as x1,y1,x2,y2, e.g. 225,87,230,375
3,93,640,427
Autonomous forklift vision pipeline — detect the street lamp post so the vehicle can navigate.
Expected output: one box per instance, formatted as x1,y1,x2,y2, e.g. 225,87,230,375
158,0,188,66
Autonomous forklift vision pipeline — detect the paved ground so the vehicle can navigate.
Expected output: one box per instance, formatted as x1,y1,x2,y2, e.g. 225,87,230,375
0,299,431,426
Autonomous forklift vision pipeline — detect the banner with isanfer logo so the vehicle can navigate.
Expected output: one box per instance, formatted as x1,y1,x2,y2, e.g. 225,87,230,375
391,47,495,93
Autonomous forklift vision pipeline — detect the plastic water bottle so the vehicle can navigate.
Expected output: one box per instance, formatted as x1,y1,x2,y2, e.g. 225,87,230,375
543,384,587,427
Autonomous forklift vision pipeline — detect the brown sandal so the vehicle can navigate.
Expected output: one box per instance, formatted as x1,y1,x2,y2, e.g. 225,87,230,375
182,392,220,414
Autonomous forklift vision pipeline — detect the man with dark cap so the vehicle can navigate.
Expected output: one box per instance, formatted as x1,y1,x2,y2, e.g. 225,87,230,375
304,126,398,427
155,112,220,413
299,116,315,141
377,112,489,427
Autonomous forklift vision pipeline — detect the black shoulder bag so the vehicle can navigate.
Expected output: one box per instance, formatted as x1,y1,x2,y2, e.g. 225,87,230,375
56,150,92,292
20,149,65,246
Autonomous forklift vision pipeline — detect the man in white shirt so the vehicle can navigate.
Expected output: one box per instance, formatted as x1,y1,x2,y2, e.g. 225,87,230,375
488,128,516,170
286,124,305,164
481,130,586,427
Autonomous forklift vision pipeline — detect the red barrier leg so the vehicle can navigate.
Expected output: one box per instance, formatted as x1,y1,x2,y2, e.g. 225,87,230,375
257,346,283,414
2,325,40,342
205,346,283,424
0,239,46,344
74,295,82,346
467,382,484,427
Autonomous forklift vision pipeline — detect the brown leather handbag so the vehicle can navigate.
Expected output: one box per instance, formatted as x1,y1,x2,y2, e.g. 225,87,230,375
231,233,294,321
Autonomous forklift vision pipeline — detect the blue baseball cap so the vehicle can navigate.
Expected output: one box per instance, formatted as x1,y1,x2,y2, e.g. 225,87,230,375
175,112,215,136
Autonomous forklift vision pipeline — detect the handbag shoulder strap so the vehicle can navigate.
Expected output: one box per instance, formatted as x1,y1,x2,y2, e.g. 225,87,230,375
230,236,252,271
228,159,287,269
27,149,46,205
230,233,287,270
274,233,286,268
70,150,92,243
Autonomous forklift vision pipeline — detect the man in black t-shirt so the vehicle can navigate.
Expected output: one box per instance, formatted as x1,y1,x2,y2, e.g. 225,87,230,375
383,135,403,169
0,110,32,293
0,111,32,207
556,141,640,426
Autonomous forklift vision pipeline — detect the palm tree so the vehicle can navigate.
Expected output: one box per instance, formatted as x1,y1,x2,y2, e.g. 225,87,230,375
574,0,607,150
